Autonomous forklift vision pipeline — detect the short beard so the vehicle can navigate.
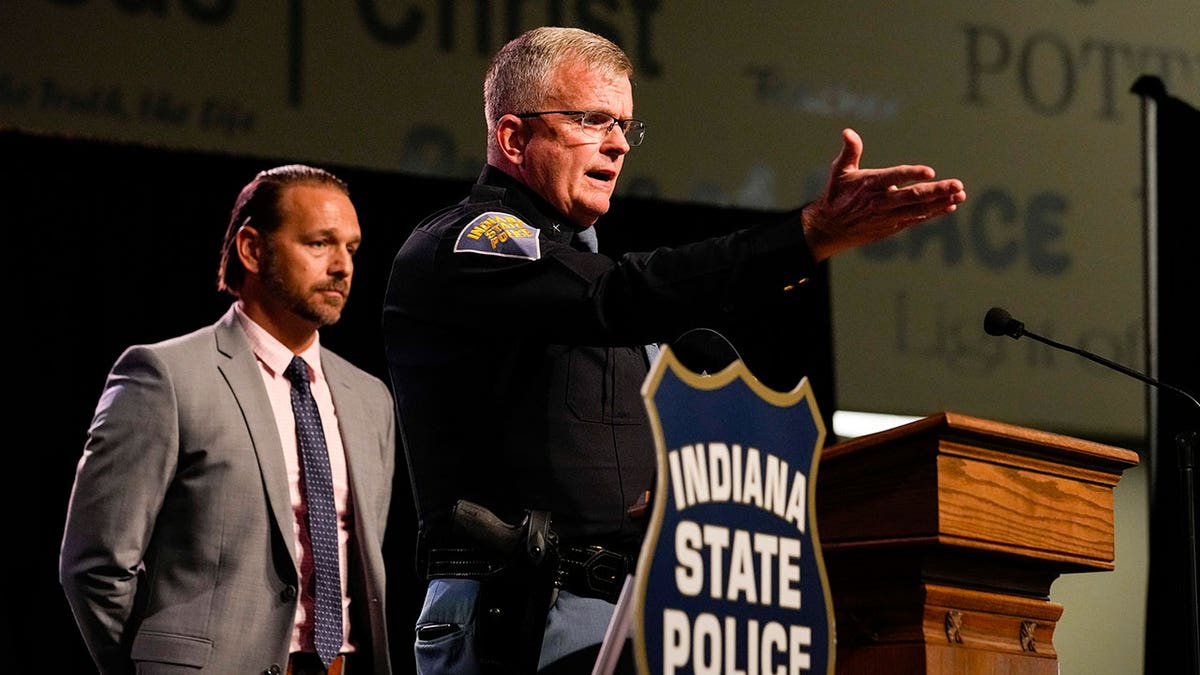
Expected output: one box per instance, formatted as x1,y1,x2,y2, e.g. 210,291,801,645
260,242,346,327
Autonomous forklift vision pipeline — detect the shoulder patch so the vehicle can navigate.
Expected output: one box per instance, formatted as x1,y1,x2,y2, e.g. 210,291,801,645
453,212,541,260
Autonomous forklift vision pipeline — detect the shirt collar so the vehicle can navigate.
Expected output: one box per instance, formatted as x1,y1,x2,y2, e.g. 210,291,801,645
232,302,324,381
474,165,578,246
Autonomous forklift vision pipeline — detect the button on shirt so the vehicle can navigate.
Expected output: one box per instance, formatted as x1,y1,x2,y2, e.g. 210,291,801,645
234,304,353,656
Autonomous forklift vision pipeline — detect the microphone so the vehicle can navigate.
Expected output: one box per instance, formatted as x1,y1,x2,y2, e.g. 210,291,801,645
983,306,1200,412
985,306,1200,672
983,307,1025,339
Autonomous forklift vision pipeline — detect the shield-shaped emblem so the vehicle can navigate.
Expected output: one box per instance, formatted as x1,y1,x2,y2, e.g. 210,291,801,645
627,344,835,675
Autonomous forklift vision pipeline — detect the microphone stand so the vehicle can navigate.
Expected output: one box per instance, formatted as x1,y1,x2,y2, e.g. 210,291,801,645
987,309,1200,669
1176,429,1199,671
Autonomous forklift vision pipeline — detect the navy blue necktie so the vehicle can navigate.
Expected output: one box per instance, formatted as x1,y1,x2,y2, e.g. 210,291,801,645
284,356,343,666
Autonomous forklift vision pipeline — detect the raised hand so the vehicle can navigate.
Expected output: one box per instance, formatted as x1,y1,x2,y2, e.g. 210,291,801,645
801,128,966,262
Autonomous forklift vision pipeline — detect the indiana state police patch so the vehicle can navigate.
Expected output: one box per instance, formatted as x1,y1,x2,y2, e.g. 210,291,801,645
631,344,834,675
453,211,541,260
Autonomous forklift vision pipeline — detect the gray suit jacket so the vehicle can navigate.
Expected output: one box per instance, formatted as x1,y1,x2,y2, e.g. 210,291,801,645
60,306,396,675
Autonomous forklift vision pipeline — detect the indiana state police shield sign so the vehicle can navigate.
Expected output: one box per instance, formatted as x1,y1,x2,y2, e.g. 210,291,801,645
631,344,835,675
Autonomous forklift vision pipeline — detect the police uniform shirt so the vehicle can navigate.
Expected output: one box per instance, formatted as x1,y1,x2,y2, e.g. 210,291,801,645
383,165,818,561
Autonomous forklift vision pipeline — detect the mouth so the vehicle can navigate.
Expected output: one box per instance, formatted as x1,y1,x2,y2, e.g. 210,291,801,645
317,286,348,300
586,169,616,183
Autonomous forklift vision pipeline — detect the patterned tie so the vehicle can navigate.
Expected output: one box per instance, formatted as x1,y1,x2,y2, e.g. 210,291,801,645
284,356,343,667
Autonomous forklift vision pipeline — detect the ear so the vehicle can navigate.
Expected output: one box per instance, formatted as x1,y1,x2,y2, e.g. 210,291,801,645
235,222,264,275
495,114,529,165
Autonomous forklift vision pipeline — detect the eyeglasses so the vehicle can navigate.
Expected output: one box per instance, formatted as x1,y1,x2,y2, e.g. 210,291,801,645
514,110,646,147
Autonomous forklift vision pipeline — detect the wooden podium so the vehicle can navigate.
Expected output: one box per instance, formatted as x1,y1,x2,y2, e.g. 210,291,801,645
816,412,1139,675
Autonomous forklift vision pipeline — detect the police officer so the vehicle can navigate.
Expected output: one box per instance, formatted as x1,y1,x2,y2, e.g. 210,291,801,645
383,26,966,674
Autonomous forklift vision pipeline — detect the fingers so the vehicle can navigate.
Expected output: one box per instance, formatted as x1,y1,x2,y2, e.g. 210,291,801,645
807,128,968,261
889,184,966,224
871,164,938,188
831,128,864,175
890,178,965,204
892,198,962,227
842,127,862,152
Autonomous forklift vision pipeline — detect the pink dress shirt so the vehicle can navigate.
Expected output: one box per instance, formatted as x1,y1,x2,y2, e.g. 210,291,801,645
234,304,355,656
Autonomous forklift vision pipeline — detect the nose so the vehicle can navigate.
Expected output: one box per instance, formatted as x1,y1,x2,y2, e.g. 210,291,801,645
329,246,353,278
602,123,631,155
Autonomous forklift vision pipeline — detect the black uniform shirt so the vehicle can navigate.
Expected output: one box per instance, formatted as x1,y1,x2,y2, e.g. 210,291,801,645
383,165,818,558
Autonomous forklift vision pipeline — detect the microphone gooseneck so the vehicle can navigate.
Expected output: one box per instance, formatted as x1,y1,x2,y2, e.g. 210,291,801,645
982,306,1200,413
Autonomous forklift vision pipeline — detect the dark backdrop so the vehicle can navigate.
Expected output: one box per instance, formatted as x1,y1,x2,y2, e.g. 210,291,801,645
7,129,833,674
1135,77,1200,675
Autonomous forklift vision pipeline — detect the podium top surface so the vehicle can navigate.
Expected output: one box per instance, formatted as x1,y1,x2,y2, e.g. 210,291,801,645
823,411,1140,475
825,410,1132,461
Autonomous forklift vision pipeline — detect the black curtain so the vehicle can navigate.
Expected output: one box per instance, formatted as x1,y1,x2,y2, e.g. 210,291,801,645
1132,76,1200,675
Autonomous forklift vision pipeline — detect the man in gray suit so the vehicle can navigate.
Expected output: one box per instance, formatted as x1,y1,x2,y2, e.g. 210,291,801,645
61,164,396,675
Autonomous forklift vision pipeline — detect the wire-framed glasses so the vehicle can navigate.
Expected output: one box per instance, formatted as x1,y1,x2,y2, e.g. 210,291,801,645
514,110,646,147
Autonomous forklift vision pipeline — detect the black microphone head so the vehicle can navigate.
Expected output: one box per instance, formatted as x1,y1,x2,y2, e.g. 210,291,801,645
984,307,1024,339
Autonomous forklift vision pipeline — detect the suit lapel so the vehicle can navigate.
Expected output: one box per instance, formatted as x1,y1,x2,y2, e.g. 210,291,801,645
214,307,299,569
322,353,377,537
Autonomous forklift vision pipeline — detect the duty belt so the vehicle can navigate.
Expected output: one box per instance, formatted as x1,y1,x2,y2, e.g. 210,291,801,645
553,545,634,604
425,543,634,605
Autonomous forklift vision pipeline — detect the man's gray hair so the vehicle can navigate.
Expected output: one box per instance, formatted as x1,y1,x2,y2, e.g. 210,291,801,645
484,26,633,158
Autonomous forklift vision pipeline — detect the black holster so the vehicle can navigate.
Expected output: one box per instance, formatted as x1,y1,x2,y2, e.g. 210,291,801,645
443,501,559,674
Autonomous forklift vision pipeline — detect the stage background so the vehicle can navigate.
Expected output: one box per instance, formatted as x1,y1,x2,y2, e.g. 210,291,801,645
4,2,1197,673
